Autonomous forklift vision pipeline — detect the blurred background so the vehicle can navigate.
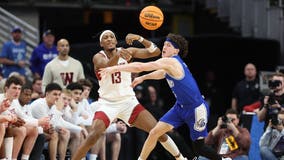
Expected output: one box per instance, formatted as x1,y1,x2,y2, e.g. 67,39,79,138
0,0,284,159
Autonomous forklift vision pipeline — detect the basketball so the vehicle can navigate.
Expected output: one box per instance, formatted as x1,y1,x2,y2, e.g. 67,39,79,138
139,6,164,30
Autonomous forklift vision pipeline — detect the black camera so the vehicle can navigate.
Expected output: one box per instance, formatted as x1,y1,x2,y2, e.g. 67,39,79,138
271,113,282,126
268,95,277,105
220,116,229,128
268,80,282,89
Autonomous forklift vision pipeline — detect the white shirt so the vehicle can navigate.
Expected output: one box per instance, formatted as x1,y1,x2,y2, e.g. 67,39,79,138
31,98,82,133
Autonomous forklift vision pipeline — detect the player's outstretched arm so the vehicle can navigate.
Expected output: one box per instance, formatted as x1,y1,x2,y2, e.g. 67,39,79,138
126,33,161,59
131,70,166,88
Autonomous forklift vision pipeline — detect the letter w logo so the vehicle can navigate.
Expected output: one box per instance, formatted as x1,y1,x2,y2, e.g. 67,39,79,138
60,72,74,85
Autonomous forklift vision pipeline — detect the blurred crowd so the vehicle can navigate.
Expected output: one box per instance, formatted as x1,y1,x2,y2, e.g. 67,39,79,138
0,26,283,160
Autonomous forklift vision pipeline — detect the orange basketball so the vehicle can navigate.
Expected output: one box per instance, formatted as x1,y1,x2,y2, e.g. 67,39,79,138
139,6,164,30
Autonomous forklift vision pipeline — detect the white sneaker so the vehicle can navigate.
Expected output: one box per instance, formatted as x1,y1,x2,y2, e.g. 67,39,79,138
222,157,232,160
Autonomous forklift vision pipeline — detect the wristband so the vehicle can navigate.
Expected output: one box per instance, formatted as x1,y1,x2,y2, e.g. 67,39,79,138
147,42,157,53
138,36,144,42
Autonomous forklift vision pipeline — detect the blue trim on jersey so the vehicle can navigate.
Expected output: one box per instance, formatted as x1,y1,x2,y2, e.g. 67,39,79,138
165,55,204,107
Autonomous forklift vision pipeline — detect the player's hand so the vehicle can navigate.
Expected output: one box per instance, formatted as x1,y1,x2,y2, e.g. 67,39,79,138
119,48,132,61
38,116,50,127
17,60,26,68
0,99,11,113
11,116,25,127
81,127,88,138
125,33,140,45
55,98,64,111
131,77,144,88
99,67,116,79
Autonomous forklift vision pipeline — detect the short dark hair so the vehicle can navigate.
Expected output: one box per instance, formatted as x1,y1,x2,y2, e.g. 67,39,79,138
32,77,42,84
45,83,62,93
77,79,93,88
5,76,23,88
66,82,83,92
21,84,33,92
166,33,189,58
225,108,240,118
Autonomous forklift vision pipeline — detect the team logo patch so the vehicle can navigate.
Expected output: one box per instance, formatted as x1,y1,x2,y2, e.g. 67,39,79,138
194,118,206,131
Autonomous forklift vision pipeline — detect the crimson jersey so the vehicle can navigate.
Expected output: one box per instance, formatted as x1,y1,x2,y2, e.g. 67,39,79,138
96,49,135,101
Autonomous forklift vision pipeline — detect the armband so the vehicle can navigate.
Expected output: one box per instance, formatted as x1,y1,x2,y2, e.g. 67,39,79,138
147,42,157,53
138,36,144,42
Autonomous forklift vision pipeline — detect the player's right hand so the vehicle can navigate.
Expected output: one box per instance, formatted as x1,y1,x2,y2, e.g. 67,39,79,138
131,77,144,88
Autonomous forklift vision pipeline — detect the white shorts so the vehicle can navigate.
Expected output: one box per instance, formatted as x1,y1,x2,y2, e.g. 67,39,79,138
95,96,140,126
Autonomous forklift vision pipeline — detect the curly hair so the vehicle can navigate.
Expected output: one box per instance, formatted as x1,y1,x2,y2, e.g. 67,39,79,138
166,33,188,58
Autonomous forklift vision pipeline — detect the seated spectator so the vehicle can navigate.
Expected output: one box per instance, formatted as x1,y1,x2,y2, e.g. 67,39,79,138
259,110,284,160
31,77,43,101
199,109,251,160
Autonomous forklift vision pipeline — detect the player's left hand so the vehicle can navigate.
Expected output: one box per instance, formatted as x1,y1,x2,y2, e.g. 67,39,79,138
119,48,132,61
99,67,116,78
131,77,144,88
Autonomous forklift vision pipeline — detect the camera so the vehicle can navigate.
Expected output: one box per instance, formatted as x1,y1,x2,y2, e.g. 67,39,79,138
220,116,230,128
268,95,277,105
271,113,282,126
268,80,282,89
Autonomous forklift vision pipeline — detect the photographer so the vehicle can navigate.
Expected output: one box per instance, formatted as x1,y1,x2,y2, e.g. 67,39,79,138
257,73,284,130
199,109,251,160
259,110,284,160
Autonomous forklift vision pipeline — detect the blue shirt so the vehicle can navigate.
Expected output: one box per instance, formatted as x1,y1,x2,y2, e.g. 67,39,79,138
165,55,204,107
30,43,58,78
0,40,26,77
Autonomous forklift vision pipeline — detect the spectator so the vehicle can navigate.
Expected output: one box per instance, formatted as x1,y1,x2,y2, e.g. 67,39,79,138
31,77,43,101
42,39,85,92
231,63,262,113
30,29,58,78
257,72,284,130
199,109,251,160
259,110,284,160
0,26,29,78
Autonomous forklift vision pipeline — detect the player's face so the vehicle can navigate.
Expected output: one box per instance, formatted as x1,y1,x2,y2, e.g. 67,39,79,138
46,90,61,105
61,93,71,107
82,86,91,99
100,32,117,51
71,89,82,103
19,89,32,105
162,41,179,58
5,83,22,100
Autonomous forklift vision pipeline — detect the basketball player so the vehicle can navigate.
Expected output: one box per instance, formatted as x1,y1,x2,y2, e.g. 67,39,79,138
100,33,232,160
71,30,186,160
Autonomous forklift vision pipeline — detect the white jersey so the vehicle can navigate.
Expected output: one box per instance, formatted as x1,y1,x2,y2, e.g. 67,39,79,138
97,49,135,101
